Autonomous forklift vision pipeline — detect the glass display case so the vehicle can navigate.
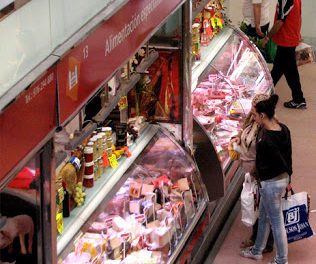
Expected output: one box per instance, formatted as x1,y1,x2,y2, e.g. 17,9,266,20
57,125,208,264
192,25,274,174
0,151,52,264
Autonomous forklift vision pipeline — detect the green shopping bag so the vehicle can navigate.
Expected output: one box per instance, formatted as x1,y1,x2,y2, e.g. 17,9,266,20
264,39,277,63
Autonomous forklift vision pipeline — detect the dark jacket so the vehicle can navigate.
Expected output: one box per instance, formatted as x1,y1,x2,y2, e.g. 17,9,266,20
255,122,292,181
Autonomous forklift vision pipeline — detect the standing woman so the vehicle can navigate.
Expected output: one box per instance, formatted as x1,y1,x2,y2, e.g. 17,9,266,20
241,94,292,264
230,93,274,253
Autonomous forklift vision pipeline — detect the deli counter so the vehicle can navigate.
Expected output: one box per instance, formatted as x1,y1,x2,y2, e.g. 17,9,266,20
57,125,208,264
192,25,274,196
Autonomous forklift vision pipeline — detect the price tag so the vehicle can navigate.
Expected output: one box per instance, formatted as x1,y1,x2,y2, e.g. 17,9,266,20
208,74,217,81
102,152,109,167
121,232,130,241
105,218,113,228
123,146,132,157
217,18,223,29
135,214,145,224
118,96,128,111
211,18,216,28
108,154,119,168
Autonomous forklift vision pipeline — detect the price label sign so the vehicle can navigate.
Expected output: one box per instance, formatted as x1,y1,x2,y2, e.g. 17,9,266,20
105,218,113,228
135,214,145,224
118,96,128,111
108,154,119,168
124,146,132,157
121,232,130,241
102,152,110,167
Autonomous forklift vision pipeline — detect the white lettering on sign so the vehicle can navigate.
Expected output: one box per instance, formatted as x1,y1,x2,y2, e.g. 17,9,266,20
68,66,78,91
25,72,55,104
104,0,163,57
83,45,89,59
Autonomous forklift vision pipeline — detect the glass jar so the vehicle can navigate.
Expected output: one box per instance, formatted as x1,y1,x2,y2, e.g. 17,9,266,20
96,157,103,179
93,159,99,180
97,132,106,154
102,127,112,138
106,147,112,158
84,147,94,163
89,137,98,160
83,161,94,188
95,135,103,158
106,137,113,148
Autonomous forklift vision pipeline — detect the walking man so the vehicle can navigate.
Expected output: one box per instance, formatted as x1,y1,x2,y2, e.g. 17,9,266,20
261,0,306,109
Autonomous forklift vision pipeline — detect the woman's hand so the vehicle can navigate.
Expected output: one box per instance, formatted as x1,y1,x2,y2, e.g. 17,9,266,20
229,136,241,146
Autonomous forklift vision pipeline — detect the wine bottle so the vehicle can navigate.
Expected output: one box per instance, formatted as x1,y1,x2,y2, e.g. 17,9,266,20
62,181,70,217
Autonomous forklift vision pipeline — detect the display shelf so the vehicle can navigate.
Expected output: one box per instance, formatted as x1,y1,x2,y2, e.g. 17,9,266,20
57,124,159,255
168,200,207,264
65,122,97,150
93,50,158,123
191,26,233,91
93,73,140,122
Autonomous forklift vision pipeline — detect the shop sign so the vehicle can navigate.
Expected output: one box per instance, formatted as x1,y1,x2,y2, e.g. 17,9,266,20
57,0,184,125
0,66,57,181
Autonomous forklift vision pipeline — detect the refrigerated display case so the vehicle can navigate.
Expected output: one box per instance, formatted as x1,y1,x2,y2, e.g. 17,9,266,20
57,125,208,264
179,24,274,264
192,25,274,191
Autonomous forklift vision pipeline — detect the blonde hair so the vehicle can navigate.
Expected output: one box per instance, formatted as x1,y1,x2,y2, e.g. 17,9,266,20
252,93,269,106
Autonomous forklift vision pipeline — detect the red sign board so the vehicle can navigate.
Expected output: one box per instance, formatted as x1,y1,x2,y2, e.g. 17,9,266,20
57,0,184,125
0,67,57,181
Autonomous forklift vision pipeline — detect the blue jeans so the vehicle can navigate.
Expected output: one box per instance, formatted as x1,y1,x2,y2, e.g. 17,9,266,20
251,176,289,264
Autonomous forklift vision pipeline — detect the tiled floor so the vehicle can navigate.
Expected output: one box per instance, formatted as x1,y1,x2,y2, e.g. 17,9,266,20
212,62,316,264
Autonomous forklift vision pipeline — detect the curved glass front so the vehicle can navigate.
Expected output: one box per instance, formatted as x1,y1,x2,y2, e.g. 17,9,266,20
192,26,274,170
60,128,207,264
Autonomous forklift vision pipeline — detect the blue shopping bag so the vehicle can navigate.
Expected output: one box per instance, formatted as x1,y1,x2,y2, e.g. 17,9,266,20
282,195,314,243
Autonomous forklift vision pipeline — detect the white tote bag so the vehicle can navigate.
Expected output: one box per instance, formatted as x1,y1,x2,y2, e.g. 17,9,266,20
282,190,313,243
241,173,258,227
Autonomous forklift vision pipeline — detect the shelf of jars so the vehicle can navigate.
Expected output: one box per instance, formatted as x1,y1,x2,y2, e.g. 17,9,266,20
57,124,156,255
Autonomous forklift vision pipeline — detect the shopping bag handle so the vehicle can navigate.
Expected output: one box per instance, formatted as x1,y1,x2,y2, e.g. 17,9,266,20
284,185,295,200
